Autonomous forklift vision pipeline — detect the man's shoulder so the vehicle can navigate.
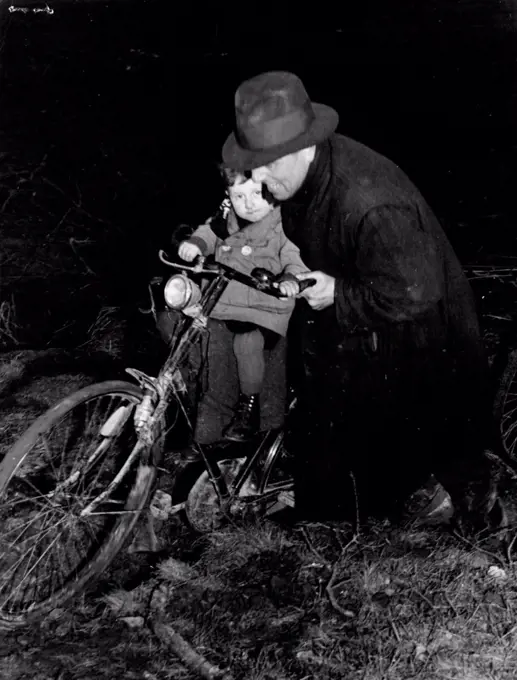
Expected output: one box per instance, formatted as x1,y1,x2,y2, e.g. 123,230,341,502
328,134,418,214
329,133,401,178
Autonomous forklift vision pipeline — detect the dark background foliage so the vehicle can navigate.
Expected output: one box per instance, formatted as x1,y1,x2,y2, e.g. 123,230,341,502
0,0,516,348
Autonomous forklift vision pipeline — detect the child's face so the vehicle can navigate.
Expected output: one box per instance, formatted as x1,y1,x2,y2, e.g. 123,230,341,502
228,178,273,222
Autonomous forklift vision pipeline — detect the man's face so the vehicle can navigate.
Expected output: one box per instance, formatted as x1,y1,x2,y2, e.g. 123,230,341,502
251,147,314,201
228,178,273,222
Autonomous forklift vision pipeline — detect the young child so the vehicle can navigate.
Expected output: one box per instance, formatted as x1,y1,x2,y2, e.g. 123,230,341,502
178,166,309,442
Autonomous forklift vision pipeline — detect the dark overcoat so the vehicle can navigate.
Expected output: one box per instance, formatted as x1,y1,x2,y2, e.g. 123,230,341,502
281,134,491,520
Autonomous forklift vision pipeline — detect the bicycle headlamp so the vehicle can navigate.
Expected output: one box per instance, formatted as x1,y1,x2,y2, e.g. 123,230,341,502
164,274,202,310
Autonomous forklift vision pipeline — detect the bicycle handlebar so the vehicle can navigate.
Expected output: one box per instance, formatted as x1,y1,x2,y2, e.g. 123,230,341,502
158,250,316,298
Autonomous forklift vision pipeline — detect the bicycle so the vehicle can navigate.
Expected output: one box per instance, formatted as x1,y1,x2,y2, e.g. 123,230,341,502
0,251,313,628
464,262,517,468
495,353,517,459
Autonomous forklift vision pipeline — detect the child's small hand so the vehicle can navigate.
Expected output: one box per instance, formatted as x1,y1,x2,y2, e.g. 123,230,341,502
277,279,300,298
178,241,202,262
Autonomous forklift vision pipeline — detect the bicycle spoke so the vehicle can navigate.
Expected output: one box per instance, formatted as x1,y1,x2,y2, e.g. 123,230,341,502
0,515,68,611
502,403,517,426
0,384,155,621
0,489,60,513
1,512,65,582
1,506,58,547
20,516,76,609
7,520,69,612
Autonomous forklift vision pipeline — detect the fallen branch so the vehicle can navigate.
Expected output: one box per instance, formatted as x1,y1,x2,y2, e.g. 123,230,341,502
325,522,359,620
325,552,356,619
325,473,361,619
151,618,235,680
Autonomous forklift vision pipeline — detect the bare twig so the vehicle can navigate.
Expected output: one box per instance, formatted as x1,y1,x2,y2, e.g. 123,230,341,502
298,473,363,621
452,530,507,568
411,588,436,611
53,207,73,234
151,619,235,680
27,153,48,182
1,185,19,213
137,281,160,322
326,575,355,619
298,526,330,566
349,470,360,534
325,532,359,620
69,237,96,274
505,531,517,566
0,154,48,212
443,591,459,617
84,306,120,340
388,613,402,642
501,621,517,641
40,177,113,227
0,298,20,346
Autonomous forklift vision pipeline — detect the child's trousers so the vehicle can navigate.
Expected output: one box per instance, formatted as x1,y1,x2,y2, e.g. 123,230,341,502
156,310,287,444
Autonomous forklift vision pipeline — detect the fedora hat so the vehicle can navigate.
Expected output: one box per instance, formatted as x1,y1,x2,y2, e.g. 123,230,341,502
222,71,339,171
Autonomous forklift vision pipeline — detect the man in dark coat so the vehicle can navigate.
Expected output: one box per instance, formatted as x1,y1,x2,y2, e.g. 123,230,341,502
222,70,504,530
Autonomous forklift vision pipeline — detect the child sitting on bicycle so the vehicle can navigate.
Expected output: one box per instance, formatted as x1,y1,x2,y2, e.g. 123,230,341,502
177,166,309,442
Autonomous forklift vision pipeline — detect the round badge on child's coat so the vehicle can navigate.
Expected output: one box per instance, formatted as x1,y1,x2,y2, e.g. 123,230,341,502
241,245,252,256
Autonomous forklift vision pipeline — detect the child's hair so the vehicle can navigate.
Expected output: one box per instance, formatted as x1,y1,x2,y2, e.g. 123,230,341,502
218,164,252,188
217,164,277,206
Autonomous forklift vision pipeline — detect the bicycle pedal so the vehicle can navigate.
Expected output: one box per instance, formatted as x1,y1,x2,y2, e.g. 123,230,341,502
150,490,173,521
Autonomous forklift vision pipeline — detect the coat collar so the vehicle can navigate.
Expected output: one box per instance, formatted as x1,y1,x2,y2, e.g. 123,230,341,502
226,205,281,241
280,138,333,245
285,138,332,213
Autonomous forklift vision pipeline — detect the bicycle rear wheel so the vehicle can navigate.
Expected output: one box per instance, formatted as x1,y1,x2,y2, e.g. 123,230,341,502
256,430,295,515
494,348,517,460
184,430,295,532
0,380,157,628
258,430,294,494
184,457,257,533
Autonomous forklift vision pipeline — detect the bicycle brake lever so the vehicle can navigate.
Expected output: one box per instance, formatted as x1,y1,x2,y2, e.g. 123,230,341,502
158,250,212,274
192,256,206,273
158,249,177,267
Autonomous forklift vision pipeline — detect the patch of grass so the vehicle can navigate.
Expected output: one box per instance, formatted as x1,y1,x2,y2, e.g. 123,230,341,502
2,512,517,679
79,305,128,358
99,520,517,679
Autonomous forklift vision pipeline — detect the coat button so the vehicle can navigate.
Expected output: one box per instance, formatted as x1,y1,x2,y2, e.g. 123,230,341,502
241,245,252,256
220,245,231,252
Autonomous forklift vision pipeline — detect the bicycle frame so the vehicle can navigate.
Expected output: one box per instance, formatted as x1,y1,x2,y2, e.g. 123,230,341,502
82,260,517,519
105,251,299,518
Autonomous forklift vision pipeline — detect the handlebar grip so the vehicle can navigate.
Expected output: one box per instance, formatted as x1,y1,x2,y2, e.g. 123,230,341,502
298,278,316,293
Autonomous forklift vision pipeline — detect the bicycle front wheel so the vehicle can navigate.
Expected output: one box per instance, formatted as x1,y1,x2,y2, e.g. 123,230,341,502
0,380,157,627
